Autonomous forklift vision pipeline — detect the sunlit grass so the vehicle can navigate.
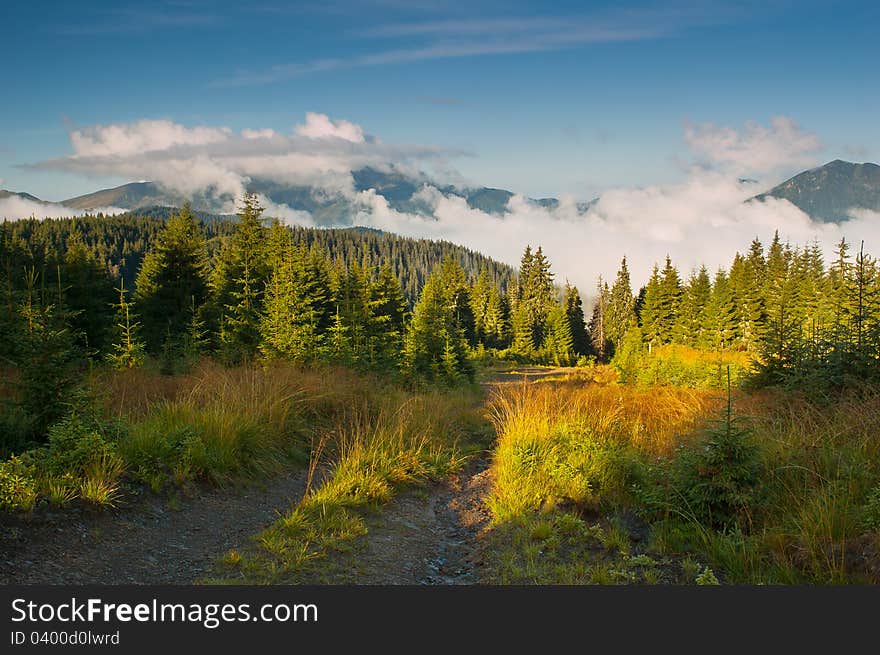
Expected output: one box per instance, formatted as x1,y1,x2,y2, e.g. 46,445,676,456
484,374,880,584
207,386,483,583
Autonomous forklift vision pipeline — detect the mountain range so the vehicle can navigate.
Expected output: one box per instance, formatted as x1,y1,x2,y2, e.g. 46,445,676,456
752,160,880,223
2,160,878,225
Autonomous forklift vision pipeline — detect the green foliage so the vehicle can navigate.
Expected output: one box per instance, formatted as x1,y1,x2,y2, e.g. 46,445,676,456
404,259,474,384
14,269,78,440
606,257,636,355
213,193,269,364
106,280,146,370
40,407,125,477
614,343,752,389
0,455,37,511
542,303,575,366
510,246,555,358
61,230,116,354
668,389,761,529
563,282,590,357
588,277,611,360
134,204,209,353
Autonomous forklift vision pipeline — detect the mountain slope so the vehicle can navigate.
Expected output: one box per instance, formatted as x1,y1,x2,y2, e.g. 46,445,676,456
63,182,193,211
0,190,48,204
58,168,593,224
753,160,880,223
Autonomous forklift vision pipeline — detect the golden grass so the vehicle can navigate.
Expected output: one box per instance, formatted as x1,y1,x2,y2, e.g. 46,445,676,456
485,374,880,584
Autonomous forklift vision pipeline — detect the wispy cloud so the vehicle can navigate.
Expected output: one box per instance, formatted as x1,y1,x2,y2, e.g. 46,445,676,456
55,2,220,36
211,4,732,87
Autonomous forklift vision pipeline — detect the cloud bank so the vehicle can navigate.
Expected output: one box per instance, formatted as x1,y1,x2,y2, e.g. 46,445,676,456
22,113,880,296
0,195,126,220
32,113,456,218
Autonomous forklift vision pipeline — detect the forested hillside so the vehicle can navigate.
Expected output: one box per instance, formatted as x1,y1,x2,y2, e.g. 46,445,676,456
0,212,514,302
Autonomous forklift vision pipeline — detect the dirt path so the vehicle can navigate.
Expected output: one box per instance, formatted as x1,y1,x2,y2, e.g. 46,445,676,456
2,370,533,585
0,468,310,585
302,452,494,585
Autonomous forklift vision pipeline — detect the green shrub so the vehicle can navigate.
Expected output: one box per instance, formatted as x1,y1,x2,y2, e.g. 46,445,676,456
670,408,761,529
42,411,124,476
0,455,37,511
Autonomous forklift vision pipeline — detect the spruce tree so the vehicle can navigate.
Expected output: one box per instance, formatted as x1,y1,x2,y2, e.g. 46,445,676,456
61,229,115,355
16,268,77,439
562,282,590,357
639,265,663,349
674,266,711,346
483,286,510,349
729,252,763,351
543,303,575,366
134,203,209,354
511,245,555,357
606,257,636,352
213,193,268,364
404,264,473,384
702,268,737,350
367,263,408,368
107,279,146,370
588,278,611,360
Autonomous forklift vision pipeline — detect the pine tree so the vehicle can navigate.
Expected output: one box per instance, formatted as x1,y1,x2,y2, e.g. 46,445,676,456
588,278,611,360
701,268,737,350
61,229,115,355
107,279,146,370
404,263,473,384
134,204,209,354
330,264,372,364
728,252,763,351
658,255,682,343
606,257,636,352
16,268,78,439
482,286,510,349
674,266,711,346
543,303,575,366
438,257,476,346
214,193,268,364
366,263,408,369
511,245,554,356
639,265,663,349
562,282,590,357
469,268,492,345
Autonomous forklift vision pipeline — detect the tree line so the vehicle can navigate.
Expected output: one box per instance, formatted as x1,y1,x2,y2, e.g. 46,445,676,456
3,194,878,452
589,233,880,389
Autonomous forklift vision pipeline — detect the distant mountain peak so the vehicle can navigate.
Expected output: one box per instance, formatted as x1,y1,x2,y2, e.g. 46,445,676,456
752,159,880,223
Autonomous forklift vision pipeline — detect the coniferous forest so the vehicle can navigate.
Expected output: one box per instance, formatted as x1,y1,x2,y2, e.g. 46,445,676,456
2,193,880,586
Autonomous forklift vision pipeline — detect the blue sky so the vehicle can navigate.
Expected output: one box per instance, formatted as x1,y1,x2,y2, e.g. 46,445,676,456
1,0,878,201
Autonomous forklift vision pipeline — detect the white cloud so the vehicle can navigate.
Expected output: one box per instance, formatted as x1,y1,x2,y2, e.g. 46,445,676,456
295,112,365,143
70,119,230,158
683,116,822,176
337,117,876,297
33,113,455,213
0,196,126,220
242,128,277,140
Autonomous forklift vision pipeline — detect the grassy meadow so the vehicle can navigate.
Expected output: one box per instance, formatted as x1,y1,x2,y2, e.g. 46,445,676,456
482,368,880,584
